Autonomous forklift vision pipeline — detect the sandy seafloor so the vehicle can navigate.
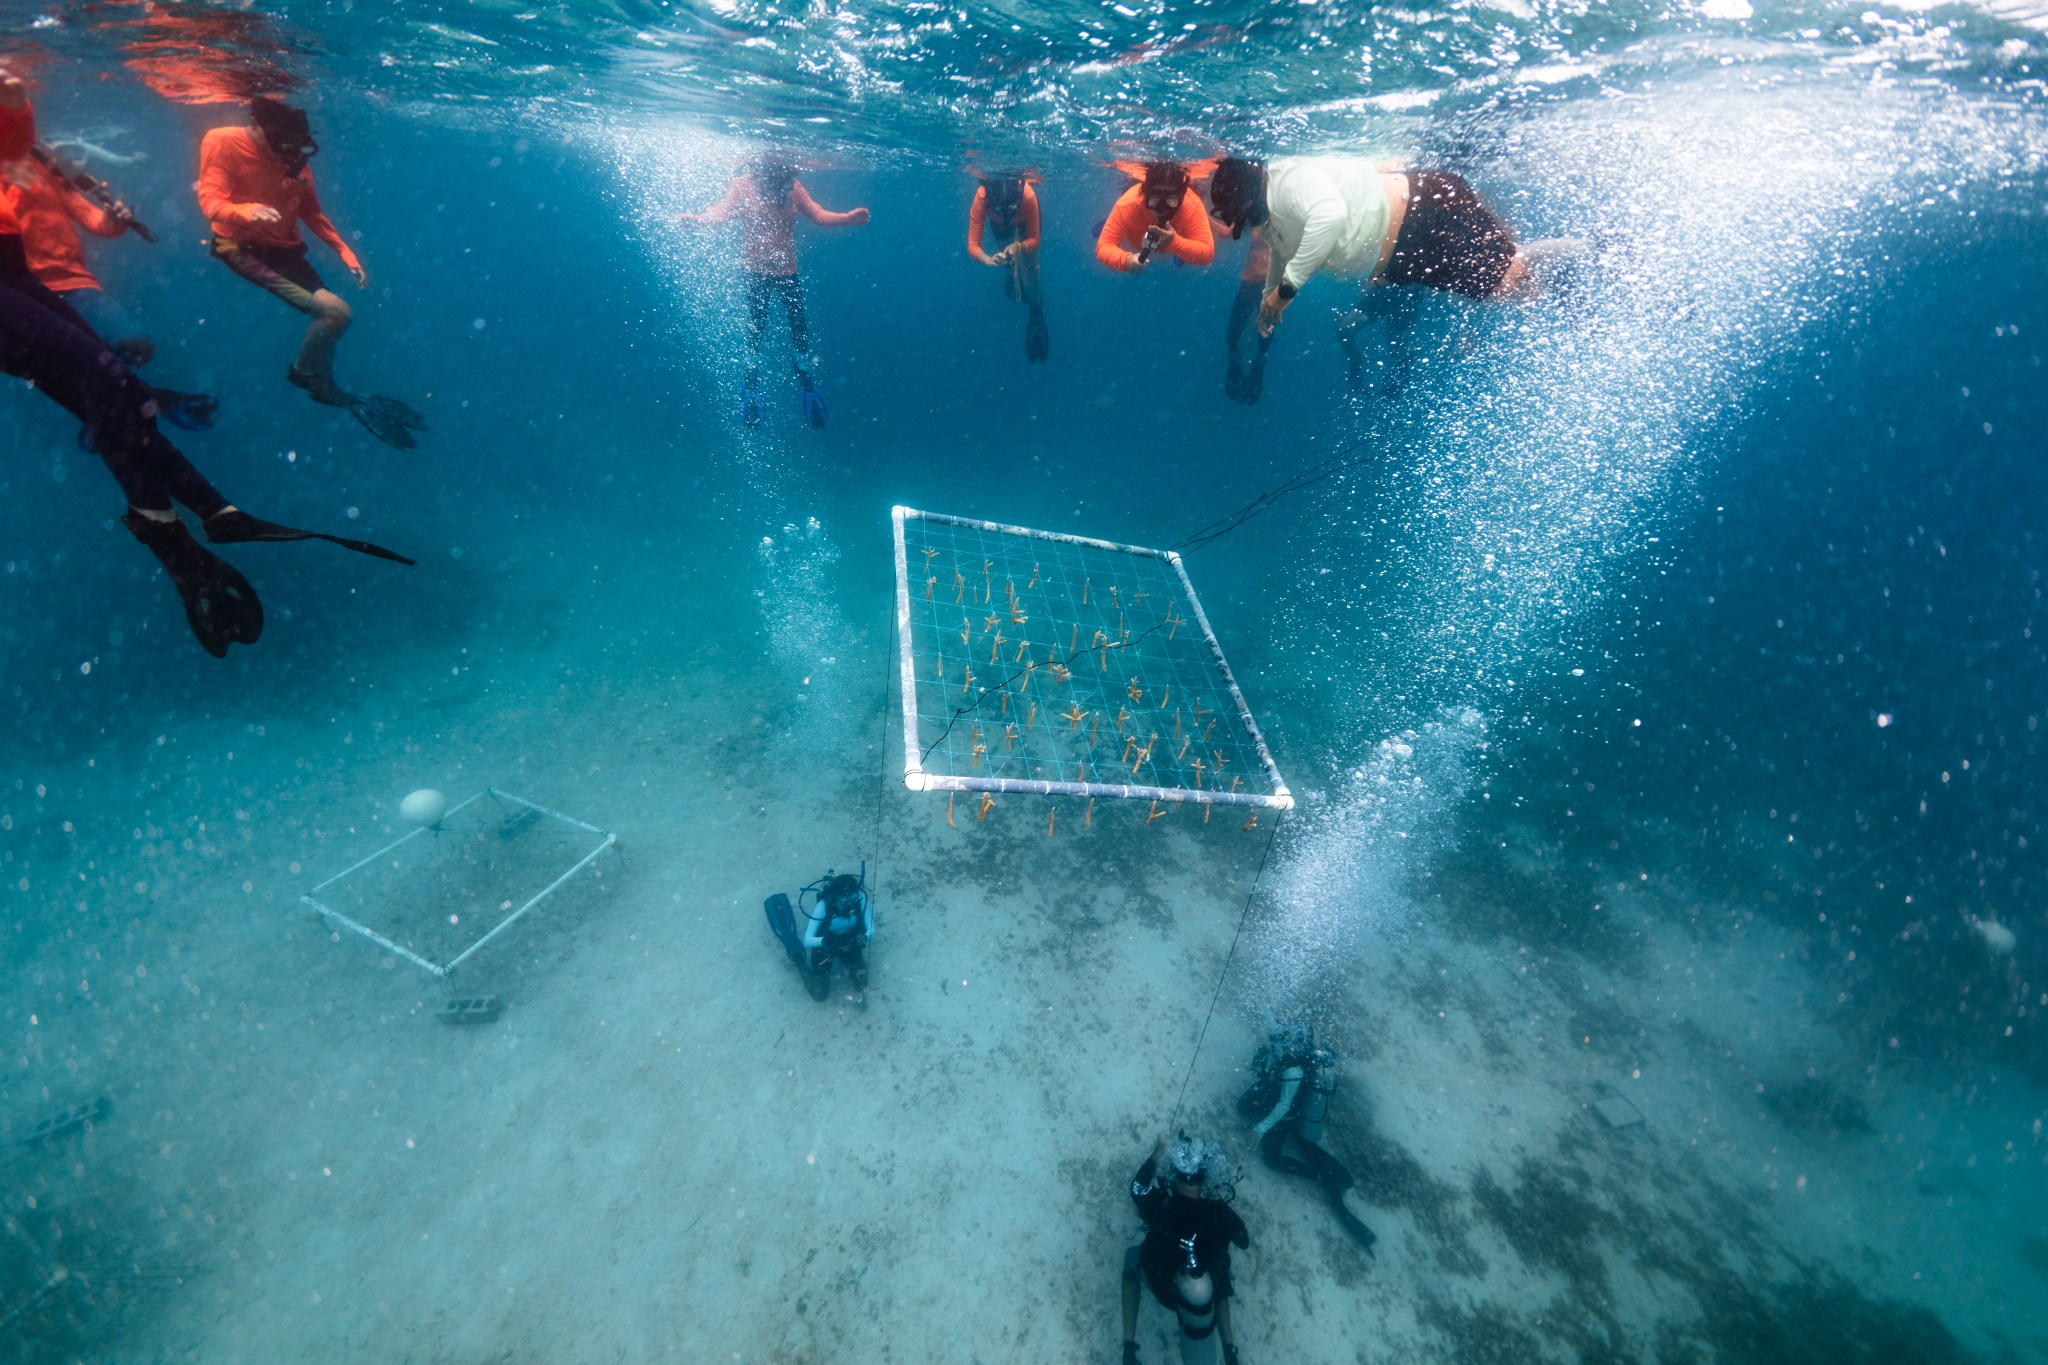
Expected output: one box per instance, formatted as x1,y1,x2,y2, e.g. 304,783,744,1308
3,480,2046,1365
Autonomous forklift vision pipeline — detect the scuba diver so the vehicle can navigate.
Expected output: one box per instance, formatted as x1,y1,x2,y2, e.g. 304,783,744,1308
1095,162,1215,275
764,866,874,1000
0,73,414,659
197,97,426,449
0,84,216,429
1237,1021,1376,1251
965,171,1048,361
1121,1132,1249,1365
1206,155,1588,401
676,157,869,430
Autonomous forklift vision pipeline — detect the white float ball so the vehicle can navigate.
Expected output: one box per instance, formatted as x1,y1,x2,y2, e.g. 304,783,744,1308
401,789,448,827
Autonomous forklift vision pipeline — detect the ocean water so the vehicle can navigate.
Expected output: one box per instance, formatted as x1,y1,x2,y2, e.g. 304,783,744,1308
2,2,2045,1361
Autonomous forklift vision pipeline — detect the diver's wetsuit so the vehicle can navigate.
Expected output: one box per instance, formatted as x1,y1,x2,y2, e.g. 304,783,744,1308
0,255,227,518
1125,1156,1250,1308
1239,1043,1375,1247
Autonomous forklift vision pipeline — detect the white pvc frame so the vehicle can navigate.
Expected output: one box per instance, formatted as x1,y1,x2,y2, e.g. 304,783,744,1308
301,788,618,980
892,506,1293,810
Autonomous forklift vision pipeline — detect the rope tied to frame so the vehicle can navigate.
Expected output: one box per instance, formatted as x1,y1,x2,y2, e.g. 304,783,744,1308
1169,807,1285,1133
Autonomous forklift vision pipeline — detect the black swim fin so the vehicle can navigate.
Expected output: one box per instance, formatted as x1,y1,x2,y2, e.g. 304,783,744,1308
1024,309,1049,362
764,893,805,965
359,393,427,431
204,508,417,566
349,396,419,450
123,510,263,658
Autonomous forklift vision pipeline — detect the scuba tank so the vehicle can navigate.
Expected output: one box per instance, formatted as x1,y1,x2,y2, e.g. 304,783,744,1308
1172,1240,1219,1365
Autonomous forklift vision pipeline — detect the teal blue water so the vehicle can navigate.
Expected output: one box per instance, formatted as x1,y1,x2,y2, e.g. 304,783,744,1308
3,2,2046,1360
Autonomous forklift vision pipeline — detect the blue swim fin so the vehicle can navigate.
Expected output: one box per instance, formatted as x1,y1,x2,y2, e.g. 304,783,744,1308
799,374,826,430
152,387,219,432
741,379,766,429
764,893,804,965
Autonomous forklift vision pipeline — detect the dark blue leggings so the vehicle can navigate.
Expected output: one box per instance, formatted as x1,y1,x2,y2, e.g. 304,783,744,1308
0,265,226,517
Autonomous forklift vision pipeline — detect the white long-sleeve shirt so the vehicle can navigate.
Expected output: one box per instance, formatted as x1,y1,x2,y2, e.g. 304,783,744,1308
1261,156,1394,292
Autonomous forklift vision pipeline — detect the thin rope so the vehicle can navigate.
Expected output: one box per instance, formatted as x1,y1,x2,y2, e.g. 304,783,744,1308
865,590,896,894
1169,807,1285,1132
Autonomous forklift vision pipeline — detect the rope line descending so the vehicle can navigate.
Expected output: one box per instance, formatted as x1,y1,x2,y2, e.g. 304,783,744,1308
1168,436,1371,553
1169,808,1286,1132
866,590,897,888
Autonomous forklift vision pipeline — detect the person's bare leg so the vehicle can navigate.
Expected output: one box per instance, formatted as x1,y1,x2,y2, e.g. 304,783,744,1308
295,288,353,383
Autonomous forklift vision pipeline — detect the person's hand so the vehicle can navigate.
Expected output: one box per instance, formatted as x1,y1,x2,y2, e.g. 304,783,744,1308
349,262,370,289
674,211,701,224
1127,251,1148,274
1256,287,1289,338
0,72,26,112
990,243,1015,266
1154,1132,1171,1156
848,206,871,226
1142,224,1176,253
244,204,284,226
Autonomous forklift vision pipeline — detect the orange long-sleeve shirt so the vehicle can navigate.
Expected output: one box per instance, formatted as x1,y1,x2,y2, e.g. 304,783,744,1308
966,183,1041,261
11,159,123,292
196,126,361,271
1094,183,1214,273
689,175,864,277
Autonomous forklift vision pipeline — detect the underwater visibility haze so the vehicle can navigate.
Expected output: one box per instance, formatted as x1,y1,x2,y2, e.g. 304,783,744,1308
1,0,2046,1360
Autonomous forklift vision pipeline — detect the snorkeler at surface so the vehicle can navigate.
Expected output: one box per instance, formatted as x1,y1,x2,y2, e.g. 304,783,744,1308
764,868,874,1001
966,171,1048,362
198,97,426,449
1207,155,1587,400
0,75,413,659
1121,1132,1249,1365
0,84,217,431
1238,1021,1377,1251
677,158,870,429
1096,162,1215,275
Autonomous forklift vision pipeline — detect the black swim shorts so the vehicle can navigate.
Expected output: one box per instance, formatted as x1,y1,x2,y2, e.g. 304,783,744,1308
1382,171,1518,299
212,238,327,313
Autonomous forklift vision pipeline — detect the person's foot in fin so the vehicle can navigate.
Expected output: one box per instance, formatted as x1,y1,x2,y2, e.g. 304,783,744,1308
799,372,826,430
150,387,219,432
1239,352,1267,405
203,508,416,565
349,395,419,450
287,364,354,407
740,373,766,429
122,510,263,658
1223,354,1247,403
1380,357,1411,404
358,394,426,431
1338,1186,1378,1254
1024,308,1049,362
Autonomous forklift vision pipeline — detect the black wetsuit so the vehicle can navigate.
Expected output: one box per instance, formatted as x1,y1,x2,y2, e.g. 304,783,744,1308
0,245,227,518
1127,1157,1250,1306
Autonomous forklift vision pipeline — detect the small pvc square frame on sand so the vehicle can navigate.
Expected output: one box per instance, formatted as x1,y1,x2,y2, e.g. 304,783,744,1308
300,789,618,980
891,506,1292,810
